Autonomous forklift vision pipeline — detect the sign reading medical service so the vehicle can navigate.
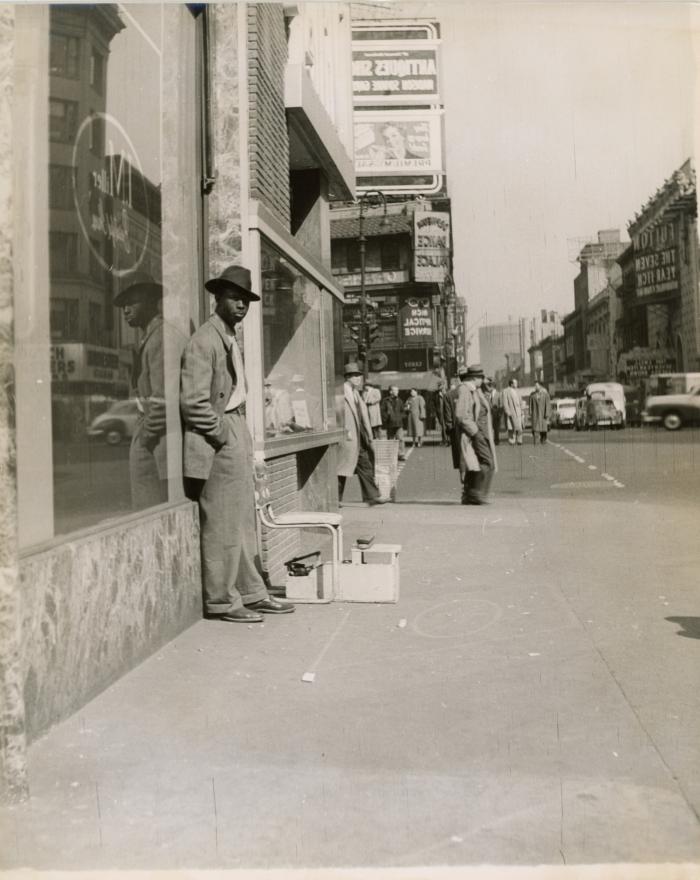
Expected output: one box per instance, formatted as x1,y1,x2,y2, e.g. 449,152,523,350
632,220,679,299
400,296,433,343
354,111,443,177
414,211,450,282
353,45,439,103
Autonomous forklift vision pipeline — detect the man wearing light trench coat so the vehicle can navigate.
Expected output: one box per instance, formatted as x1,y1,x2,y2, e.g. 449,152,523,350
337,362,386,506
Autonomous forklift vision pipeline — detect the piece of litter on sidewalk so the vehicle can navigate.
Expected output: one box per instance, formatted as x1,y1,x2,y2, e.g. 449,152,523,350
588,465,597,470
398,619,407,628
302,672,316,683
528,652,541,657
451,836,464,843
612,751,619,758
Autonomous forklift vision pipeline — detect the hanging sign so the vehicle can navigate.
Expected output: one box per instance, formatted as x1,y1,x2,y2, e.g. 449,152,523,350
400,297,433,342
414,211,450,282
353,44,440,104
354,111,443,177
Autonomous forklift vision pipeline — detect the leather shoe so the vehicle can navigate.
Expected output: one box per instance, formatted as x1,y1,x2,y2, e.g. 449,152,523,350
217,608,263,623
247,598,295,614
368,497,388,506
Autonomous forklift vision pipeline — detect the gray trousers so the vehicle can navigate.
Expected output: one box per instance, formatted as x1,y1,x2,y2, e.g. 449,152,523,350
198,412,268,614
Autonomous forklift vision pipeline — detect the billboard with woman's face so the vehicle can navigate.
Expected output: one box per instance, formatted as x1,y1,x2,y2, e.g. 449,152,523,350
354,111,443,176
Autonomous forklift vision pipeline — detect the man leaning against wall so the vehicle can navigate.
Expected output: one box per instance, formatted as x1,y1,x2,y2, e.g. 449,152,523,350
180,265,294,624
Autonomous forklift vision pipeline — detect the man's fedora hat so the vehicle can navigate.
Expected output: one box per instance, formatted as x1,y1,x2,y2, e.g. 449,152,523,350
466,364,485,378
344,362,363,377
113,271,163,306
205,265,260,301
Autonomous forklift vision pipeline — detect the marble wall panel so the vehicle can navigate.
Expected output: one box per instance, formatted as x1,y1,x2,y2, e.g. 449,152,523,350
0,5,29,803
19,503,201,741
208,4,243,277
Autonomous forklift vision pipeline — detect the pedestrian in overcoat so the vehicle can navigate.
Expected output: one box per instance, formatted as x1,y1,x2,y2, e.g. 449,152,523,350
529,380,552,444
405,388,426,447
180,265,294,623
502,378,523,446
453,365,497,504
381,385,406,460
337,363,385,505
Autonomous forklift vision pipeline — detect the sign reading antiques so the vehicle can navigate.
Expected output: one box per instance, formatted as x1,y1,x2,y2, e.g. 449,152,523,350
632,220,679,299
414,211,450,282
352,45,439,103
400,297,434,342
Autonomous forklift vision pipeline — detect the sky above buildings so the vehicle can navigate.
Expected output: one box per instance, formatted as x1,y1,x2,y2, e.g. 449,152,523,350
387,0,696,355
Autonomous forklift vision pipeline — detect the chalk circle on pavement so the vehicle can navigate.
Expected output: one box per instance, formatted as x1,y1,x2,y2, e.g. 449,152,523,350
412,597,502,639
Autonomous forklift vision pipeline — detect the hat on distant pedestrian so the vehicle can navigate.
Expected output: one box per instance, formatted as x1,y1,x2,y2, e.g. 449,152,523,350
204,265,261,301
344,362,363,377
113,271,163,306
466,364,485,379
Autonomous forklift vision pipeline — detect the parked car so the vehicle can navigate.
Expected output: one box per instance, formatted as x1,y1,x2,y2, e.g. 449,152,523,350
575,396,588,430
86,399,139,445
586,396,623,429
646,372,700,398
585,382,626,427
552,397,577,428
642,385,700,431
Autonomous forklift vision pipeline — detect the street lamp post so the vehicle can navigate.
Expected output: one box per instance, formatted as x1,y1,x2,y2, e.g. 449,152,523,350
357,190,386,382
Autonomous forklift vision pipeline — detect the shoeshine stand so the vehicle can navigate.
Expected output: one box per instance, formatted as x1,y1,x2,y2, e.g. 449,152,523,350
285,542,401,604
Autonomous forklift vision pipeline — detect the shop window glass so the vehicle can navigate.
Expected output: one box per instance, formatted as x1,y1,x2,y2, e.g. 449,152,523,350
381,237,401,270
262,239,330,437
90,48,105,95
50,33,80,79
49,98,78,143
49,231,78,276
43,5,199,537
49,164,74,209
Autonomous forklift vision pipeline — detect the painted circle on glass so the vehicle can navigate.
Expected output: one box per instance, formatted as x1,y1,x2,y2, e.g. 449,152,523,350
71,112,151,278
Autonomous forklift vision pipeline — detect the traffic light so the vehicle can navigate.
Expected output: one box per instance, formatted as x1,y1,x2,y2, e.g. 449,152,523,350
347,323,361,344
368,321,381,344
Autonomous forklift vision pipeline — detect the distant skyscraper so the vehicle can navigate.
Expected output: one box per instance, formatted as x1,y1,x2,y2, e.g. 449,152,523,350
479,323,521,378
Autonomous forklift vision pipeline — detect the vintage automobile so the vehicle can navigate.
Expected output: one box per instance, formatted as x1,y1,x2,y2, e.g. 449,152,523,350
86,399,139,445
586,396,623,429
551,397,577,428
642,385,700,431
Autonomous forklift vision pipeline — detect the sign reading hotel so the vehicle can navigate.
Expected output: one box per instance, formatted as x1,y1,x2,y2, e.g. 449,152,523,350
414,211,450,282
632,221,679,298
354,112,443,177
400,297,434,342
353,45,439,103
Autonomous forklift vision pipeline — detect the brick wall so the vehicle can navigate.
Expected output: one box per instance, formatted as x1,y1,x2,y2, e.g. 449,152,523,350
247,4,290,227
260,453,300,586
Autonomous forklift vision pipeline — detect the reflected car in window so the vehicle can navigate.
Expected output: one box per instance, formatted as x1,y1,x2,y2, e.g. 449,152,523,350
86,399,139,445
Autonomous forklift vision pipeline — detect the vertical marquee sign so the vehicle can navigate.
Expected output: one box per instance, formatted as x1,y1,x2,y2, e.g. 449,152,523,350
414,210,450,282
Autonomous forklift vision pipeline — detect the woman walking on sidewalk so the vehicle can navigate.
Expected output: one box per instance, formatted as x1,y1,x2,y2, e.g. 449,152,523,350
405,388,426,448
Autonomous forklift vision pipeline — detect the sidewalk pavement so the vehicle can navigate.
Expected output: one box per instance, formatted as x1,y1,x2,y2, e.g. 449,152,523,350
1,436,699,871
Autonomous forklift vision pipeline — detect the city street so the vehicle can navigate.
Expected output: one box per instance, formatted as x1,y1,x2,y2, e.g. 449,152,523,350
1,427,699,870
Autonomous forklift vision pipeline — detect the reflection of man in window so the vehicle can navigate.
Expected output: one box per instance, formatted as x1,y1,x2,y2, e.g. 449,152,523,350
114,272,181,510
114,272,184,510
381,123,420,160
